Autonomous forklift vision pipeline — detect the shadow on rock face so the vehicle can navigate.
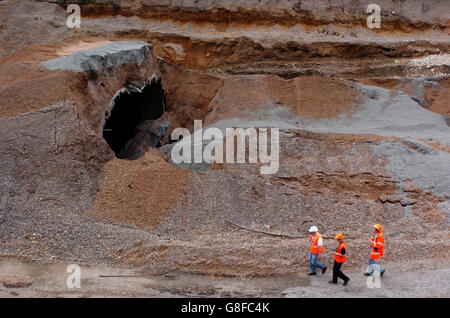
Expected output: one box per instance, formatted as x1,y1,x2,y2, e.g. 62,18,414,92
443,114,450,127
119,120,169,160
102,77,167,159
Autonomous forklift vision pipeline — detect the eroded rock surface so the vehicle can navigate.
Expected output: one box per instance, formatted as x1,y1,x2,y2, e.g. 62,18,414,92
0,0,449,279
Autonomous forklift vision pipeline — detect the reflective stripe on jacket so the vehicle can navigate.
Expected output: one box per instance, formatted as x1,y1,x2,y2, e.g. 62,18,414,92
334,241,347,263
310,233,325,254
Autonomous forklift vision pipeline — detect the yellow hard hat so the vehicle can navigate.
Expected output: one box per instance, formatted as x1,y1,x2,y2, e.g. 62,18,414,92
335,233,344,240
374,224,382,231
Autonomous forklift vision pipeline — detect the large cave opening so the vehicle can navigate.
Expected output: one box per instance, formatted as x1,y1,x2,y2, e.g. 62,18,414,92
102,77,168,160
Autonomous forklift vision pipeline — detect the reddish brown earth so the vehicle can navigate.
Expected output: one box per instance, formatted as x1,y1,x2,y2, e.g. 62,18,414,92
204,75,357,126
89,149,191,230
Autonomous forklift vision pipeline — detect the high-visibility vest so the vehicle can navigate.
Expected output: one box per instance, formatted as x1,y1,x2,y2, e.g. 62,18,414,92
334,241,347,263
310,233,325,254
370,232,385,260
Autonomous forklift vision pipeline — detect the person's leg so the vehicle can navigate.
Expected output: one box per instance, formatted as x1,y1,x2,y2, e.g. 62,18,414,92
378,262,385,275
336,263,349,282
315,255,325,270
367,258,375,274
332,261,339,282
309,253,317,273
368,258,382,275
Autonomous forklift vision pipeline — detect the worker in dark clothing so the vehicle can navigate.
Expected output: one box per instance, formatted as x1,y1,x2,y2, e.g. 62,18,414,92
329,233,350,286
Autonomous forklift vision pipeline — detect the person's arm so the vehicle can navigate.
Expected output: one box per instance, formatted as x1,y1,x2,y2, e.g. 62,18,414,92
317,237,323,258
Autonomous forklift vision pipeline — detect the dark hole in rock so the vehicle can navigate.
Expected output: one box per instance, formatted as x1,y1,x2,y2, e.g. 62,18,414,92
102,77,169,160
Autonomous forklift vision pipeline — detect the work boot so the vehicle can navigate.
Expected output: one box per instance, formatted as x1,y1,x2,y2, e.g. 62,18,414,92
328,280,337,284
307,272,317,276
322,266,327,274
343,278,350,286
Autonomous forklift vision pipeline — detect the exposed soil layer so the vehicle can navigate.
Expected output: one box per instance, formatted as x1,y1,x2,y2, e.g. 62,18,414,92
117,34,450,70
63,0,450,32
212,57,450,80
3,1,449,71
204,75,357,126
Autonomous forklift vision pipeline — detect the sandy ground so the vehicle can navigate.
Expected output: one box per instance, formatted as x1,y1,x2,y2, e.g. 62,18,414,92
0,255,448,298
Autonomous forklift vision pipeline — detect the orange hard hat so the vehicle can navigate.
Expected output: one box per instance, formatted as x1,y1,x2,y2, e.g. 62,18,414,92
335,233,344,240
374,224,382,231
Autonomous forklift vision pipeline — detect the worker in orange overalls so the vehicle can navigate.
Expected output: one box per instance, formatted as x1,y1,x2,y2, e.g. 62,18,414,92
307,226,327,276
364,224,386,277
328,233,350,286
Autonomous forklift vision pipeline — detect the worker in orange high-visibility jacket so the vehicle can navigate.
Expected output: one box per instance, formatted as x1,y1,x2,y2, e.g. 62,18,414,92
364,224,386,277
328,233,350,286
307,226,327,276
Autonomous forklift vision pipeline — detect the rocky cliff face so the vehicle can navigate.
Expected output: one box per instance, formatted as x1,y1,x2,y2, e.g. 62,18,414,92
0,0,449,275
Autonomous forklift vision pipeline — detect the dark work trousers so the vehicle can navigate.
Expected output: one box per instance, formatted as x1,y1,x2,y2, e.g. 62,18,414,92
332,261,349,282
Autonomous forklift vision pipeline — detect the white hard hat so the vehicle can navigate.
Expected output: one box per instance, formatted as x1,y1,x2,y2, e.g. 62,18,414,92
309,226,318,232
